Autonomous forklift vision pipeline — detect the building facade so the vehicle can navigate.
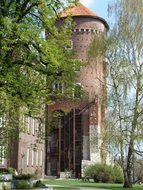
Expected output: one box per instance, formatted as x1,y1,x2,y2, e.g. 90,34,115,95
0,2,109,179
46,3,109,178
0,114,45,178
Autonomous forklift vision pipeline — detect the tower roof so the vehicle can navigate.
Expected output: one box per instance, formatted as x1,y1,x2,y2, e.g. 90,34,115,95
60,2,97,18
59,2,109,30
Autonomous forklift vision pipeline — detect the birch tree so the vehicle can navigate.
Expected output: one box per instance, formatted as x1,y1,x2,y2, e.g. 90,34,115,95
107,0,143,187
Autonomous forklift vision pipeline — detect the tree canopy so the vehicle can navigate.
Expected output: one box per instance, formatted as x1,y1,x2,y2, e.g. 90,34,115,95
0,0,82,152
0,0,79,116
107,0,143,187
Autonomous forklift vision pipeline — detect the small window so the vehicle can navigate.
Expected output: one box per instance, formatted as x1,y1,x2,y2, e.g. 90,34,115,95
40,150,43,166
26,148,30,166
66,40,73,50
24,115,31,134
31,149,34,166
0,146,5,166
52,82,64,94
81,29,84,33
24,115,37,135
31,118,35,135
0,115,6,128
36,150,39,166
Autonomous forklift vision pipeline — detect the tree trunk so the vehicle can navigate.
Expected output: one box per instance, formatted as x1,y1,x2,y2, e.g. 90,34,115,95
123,170,132,188
123,144,133,188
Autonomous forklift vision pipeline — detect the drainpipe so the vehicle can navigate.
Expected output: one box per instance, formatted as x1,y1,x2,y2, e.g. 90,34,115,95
73,108,76,171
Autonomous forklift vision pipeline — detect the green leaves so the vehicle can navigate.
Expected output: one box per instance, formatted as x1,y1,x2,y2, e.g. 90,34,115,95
0,0,80,152
107,0,143,187
0,0,78,116
88,33,107,58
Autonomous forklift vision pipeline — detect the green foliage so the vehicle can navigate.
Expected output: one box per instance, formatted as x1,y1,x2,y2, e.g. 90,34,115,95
0,0,78,111
13,180,31,189
88,33,108,58
107,0,143,188
7,167,15,175
84,164,123,184
113,166,124,184
2,184,9,190
0,0,81,156
34,180,44,188
0,169,9,174
12,173,34,189
74,84,84,99
0,0,79,112
13,173,34,180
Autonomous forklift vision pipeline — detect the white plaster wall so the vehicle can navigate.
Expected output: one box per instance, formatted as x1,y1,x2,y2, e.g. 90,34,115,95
89,124,101,163
82,136,90,160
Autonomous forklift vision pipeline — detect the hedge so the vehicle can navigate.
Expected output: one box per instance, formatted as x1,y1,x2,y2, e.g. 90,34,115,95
84,164,123,183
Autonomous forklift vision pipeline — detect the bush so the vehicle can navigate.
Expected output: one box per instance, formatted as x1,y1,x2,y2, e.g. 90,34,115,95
34,180,44,188
114,166,124,183
0,167,15,175
0,168,9,174
13,173,34,180
13,180,31,189
2,184,10,190
84,164,123,184
7,167,15,175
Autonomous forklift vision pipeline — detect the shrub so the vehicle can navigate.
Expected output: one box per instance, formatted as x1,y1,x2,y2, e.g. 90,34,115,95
0,167,16,175
114,166,124,183
84,164,123,184
13,180,31,189
2,185,10,190
0,168,9,174
13,173,34,180
34,180,44,188
7,167,15,175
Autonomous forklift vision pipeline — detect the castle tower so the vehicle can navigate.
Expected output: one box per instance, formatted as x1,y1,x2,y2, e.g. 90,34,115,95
46,2,109,177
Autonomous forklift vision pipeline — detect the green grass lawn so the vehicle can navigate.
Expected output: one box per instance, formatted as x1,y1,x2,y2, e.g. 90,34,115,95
43,179,143,190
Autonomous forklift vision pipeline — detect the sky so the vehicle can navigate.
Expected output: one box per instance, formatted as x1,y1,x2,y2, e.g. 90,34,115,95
80,0,112,22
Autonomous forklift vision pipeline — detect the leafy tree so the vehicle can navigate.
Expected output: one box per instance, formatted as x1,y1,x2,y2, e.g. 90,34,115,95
0,0,80,154
107,0,143,187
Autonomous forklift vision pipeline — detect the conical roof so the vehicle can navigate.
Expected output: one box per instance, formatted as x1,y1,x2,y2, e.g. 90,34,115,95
60,3,97,18
59,2,109,30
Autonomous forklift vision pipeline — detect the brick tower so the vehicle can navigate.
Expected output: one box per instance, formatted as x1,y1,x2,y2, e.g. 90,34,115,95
46,2,109,177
